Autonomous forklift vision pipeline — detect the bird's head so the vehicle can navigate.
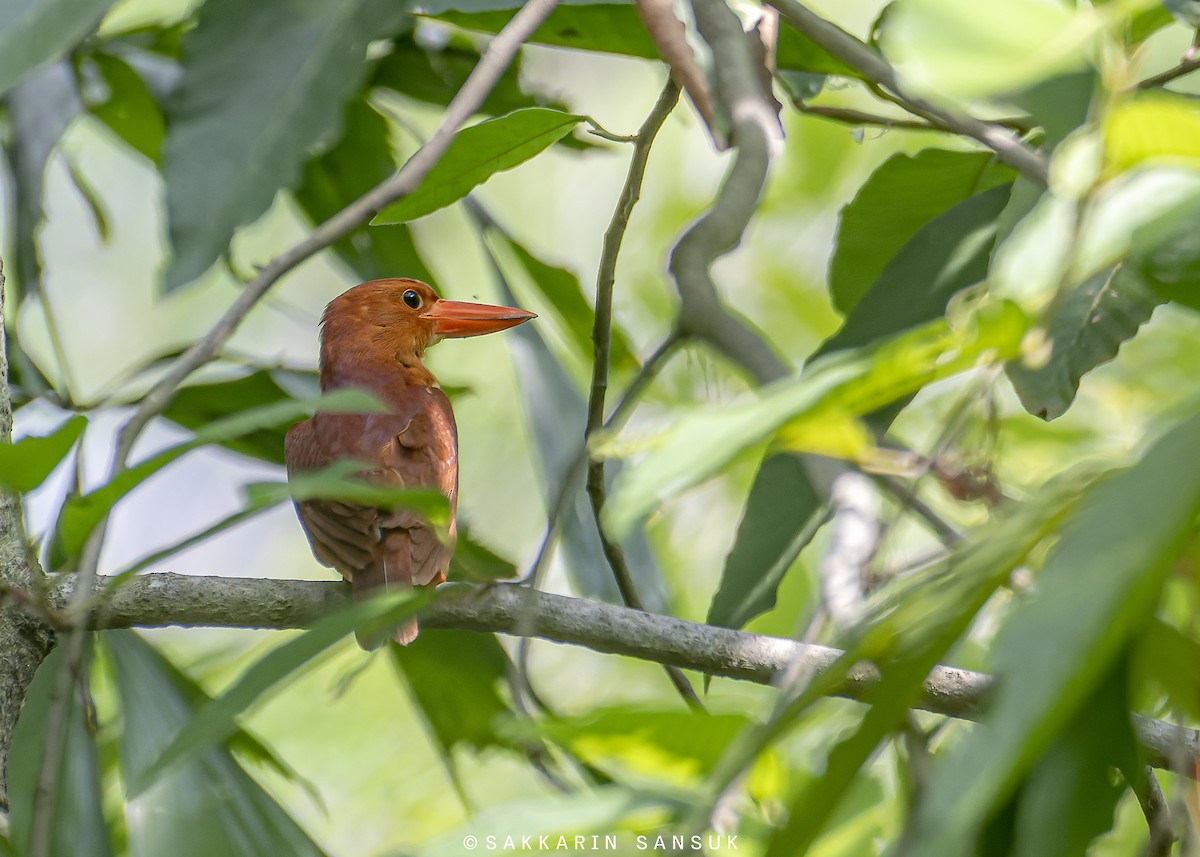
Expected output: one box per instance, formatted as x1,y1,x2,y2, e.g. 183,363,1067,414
320,279,536,373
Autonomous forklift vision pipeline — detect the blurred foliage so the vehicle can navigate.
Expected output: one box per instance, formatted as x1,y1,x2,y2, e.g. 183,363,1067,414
3,1,1200,856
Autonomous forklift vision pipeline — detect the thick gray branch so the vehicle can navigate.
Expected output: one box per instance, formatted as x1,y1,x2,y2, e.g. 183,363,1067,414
0,260,56,808
55,573,1198,775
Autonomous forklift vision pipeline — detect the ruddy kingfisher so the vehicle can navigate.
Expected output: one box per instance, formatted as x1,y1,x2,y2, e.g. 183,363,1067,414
284,278,535,646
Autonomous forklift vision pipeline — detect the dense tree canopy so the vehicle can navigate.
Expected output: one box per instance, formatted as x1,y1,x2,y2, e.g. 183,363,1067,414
2,0,1200,855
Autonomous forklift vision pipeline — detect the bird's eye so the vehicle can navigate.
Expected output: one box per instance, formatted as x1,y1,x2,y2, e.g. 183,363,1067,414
402,289,422,309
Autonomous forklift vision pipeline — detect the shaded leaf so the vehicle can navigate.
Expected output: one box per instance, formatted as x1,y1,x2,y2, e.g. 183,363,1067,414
295,97,436,286
901,407,1200,857
53,389,384,563
0,414,86,492
4,61,83,299
430,3,859,76
163,0,406,289
1006,265,1160,420
8,643,113,857
707,453,820,630
78,51,165,164
105,632,328,857
372,28,573,119
390,629,513,755
372,109,586,225
0,0,116,95
448,528,517,582
127,590,425,797
829,150,1013,314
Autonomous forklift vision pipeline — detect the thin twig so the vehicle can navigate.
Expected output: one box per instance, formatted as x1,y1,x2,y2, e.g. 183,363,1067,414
1136,56,1200,90
581,79,701,711
768,0,1049,184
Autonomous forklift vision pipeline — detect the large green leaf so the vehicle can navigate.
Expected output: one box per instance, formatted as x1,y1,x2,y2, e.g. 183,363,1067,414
447,529,517,582
829,150,1013,314
52,388,384,563
706,453,820,630
1006,265,1161,420
162,0,406,290
390,629,514,757
900,407,1200,857
0,0,116,95
372,109,586,225
605,302,1030,538
127,590,425,797
295,97,436,286
8,643,113,857
105,632,328,857
0,414,86,492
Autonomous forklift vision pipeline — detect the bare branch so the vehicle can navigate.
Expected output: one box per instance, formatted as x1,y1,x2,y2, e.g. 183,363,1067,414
45,573,1200,776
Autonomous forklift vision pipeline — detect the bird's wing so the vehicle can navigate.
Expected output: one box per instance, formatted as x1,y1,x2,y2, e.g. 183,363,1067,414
284,388,458,590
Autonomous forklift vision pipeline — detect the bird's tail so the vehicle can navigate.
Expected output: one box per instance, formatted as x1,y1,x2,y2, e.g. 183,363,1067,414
351,552,418,650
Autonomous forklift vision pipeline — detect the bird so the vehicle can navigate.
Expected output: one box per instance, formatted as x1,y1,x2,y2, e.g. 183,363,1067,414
284,278,535,647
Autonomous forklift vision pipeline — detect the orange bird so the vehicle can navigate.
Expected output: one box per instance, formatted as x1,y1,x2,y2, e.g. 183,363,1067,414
285,278,534,646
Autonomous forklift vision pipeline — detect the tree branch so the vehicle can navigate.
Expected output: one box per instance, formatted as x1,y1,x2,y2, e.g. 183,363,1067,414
49,573,1199,776
767,0,1049,184
0,259,56,809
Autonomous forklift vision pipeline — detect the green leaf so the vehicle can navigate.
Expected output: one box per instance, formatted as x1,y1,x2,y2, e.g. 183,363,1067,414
605,302,1031,538
162,0,406,290
390,629,513,755
707,453,820,630
830,150,1014,314
127,590,425,797
0,0,117,95
448,528,517,582
79,51,164,163
105,632,328,857
1006,265,1161,420
1136,210,1200,311
295,97,437,286
490,229,637,374
1000,667,1130,857
161,368,318,465
248,459,451,527
1104,93,1200,177
372,109,586,225
8,643,114,857
0,414,86,492
52,389,383,563
901,407,1200,857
